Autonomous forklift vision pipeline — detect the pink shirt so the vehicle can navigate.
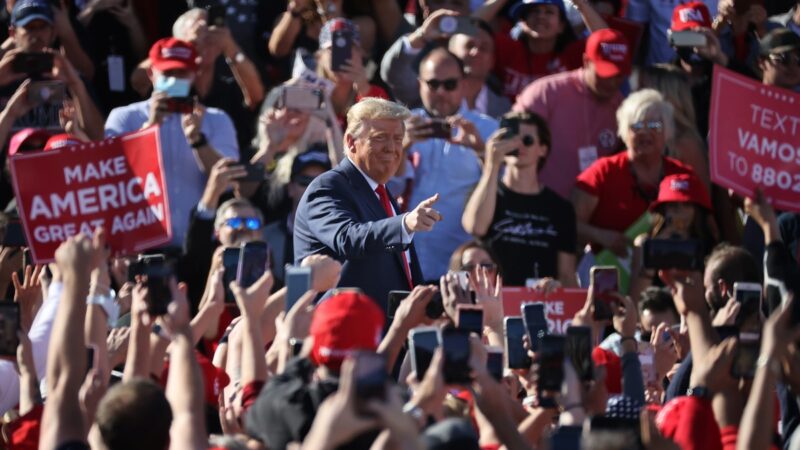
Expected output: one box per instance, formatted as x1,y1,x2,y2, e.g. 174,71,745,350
512,69,623,199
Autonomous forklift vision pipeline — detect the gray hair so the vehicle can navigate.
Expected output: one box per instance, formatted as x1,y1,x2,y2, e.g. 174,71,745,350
616,88,675,143
345,98,411,141
172,8,206,40
214,198,264,230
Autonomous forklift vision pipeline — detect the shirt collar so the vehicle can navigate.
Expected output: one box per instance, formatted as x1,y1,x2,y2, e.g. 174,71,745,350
347,156,380,191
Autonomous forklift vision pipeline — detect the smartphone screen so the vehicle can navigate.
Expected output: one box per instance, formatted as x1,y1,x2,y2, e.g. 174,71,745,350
642,238,702,271
442,328,471,384
731,333,760,379
537,335,565,392
354,351,387,411
12,52,53,75
238,162,265,183
409,327,440,381
222,247,241,304
591,266,618,320
237,241,269,289
456,305,483,335
669,30,708,47
566,326,593,381
521,303,548,352
0,302,20,357
285,266,312,312
387,290,411,321
143,261,173,316
734,282,762,325
331,29,352,72
504,317,531,369
206,4,226,27
426,120,452,139
487,348,504,381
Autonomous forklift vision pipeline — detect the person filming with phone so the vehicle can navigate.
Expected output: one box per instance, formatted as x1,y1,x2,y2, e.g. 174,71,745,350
105,37,239,248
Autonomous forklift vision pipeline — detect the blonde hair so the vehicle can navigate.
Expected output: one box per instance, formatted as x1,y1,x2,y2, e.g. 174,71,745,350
172,8,206,40
616,88,675,142
345,98,411,141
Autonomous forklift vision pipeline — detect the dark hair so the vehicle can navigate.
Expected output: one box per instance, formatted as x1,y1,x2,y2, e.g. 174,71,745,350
96,378,173,450
499,111,551,172
639,287,678,320
448,240,502,275
414,42,466,76
705,243,761,289
518,5,578,53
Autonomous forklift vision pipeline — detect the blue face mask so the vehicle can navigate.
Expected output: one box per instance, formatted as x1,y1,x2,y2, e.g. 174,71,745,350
154,75,192,98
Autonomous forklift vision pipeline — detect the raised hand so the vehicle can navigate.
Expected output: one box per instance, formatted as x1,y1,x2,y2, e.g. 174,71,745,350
404,193,442,232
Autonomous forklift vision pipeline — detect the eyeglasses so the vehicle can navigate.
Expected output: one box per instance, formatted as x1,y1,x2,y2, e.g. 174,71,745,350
461,263,498,273
768,51,800,66
223,217,262,230
422,78,459,91
630,120,663,132
292,174,316,187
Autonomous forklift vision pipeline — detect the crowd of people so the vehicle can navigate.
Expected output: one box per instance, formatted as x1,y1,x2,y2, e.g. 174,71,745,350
0,0,797,448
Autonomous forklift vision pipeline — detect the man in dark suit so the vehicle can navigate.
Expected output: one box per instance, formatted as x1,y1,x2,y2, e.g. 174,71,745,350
293,98,442,309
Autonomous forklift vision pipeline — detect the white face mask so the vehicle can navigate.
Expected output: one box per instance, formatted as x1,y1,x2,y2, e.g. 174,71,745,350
154,75,192,98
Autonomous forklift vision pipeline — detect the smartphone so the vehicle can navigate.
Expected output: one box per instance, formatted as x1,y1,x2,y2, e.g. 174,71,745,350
206,4,226,27
565,326,593,381
387,290,411,322
409,326,441,381
731,332,760,379
331,29,352,72
521,303,548,352
425,284,444,319
486,346,504,381
733,282,762,325
426,119,452,140
237,241,269,289
591,266,619,321
456,304,483,335
2,220,26,247
504,317,531,369
442,328,471,384
0,302,19,357
285,265,312,312
222,247,241,304
282,86,324,110
537,335,565,392
438,15,479,35
354,351,387,414
238,162,265,183
142,259,173,316
498,116,520,156
642,238,703,271
669,30,707,47
165,96,194,113
28,80,65,105
12,52,53,75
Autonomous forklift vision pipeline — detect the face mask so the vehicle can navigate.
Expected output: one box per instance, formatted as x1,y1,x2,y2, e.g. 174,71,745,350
154,75,192,98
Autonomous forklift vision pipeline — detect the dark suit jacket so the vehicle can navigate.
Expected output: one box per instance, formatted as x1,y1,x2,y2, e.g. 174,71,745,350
293,158,424,311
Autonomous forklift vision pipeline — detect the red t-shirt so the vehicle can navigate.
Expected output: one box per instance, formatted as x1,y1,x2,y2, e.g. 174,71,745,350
493,32,585,100
575,152,693,233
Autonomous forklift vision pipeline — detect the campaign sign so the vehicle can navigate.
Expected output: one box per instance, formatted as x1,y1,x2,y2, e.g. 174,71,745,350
9,127,171,263
709,65,800,212
502,288,587,334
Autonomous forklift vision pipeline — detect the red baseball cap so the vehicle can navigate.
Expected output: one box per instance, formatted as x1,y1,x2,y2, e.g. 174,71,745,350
585,29,632,78
671,2,712,31
650,173,712,212
310,291,385,372
8,128,52,157
149,37,198,72
43,133,82,151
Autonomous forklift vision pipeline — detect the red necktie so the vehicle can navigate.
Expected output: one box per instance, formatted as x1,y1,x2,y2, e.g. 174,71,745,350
375,184,413,289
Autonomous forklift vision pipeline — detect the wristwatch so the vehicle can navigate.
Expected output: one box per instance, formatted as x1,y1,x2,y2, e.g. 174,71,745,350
686,386,711,399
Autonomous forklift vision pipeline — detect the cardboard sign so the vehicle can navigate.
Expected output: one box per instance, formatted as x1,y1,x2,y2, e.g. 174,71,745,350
709,66,800,212
502,288,587,334
10,127,171,263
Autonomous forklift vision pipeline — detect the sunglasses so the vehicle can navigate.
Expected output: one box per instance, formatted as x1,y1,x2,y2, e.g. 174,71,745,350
769,51,800,66
630,120,663,132
461,263,498,273
224,217,262,231
422,78,459,91
520,135,536,146
292,174,316,187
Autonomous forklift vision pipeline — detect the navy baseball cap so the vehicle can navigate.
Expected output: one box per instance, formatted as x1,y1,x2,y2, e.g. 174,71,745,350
11,0,54,27
510,0,566,19
291,148,332,179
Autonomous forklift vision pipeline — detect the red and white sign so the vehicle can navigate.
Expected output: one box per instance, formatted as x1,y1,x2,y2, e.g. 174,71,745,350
10,127,171,263
709,65,800,212
502,288,587,334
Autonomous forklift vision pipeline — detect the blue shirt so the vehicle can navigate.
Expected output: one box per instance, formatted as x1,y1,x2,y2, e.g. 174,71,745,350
402,106,497,280
104,100,239,246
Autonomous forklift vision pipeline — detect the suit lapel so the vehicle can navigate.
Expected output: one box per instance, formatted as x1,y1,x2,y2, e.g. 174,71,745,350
339,159,387,221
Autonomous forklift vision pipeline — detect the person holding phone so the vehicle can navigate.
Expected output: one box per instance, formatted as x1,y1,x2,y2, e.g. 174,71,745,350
463,112,577,287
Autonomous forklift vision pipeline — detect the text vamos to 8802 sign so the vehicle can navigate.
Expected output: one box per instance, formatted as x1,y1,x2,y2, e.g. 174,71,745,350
709,66,800,212
9,127,172,263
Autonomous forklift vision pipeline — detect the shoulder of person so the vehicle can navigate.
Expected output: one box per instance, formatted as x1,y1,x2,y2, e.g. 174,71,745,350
663,155,695,174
